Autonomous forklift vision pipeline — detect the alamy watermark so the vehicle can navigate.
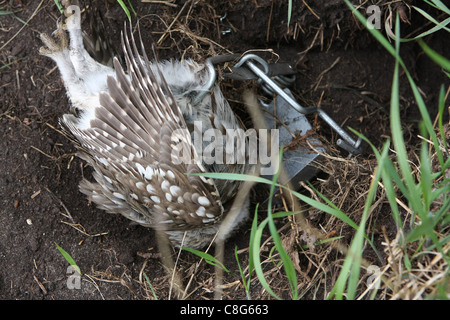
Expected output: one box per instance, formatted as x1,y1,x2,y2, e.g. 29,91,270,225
366,5,381,30
66,265,81,290
365,265,382,291
170,121,280,175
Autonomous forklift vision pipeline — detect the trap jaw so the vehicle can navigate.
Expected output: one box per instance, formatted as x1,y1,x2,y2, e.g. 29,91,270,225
201,53,362,191
260,89,326,188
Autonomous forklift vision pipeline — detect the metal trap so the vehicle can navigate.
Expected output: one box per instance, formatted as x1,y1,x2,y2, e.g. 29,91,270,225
207,54,362,191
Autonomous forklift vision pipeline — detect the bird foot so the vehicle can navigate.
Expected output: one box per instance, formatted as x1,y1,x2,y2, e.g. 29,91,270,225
39,19,68,57
39,0,83,57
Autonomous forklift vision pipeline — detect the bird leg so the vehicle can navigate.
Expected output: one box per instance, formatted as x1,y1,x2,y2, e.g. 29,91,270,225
39,18,68,58
63,2,114,77
39,2,115,115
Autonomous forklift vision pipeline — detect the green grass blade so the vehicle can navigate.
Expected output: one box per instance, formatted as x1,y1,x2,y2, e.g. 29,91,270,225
305,182,361,231
352,130,403,228
234,246,250,298
389,14,425,219
413,7,450,33
418,39,450,73
251,217,281,299
0,57,26,71
247,175,302,299
381,160,403,227
437,86,448,152
287,0,292,27
419,128,433,210
425,0,450,14
346,0,450,299
345,0,445,168
248,203,259,277
53,0,64,14
116,0,132,24
55,242,81,275
249,210,300,298
143,273,159,300
329,142,389,299
265,151,298,299
182,247,230,273
191,172,361,233
127,0,137,16
0,9,27,25
306,178,383,262
390,15,450,42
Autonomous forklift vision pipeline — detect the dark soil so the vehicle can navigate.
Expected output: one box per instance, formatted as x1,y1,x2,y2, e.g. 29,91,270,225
0,0,448,300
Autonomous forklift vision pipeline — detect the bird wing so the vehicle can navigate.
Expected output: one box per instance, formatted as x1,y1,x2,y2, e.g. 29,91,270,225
65,29,224,231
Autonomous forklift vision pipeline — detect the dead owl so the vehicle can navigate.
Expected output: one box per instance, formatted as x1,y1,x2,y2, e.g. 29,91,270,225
39,2,253,248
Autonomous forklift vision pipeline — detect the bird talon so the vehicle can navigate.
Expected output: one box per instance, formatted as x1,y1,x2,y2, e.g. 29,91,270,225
39,33,59,56
40,4,74,56
56,20,69,48
39,19,68,56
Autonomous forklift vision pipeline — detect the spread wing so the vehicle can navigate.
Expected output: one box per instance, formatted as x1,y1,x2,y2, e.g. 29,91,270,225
64,29,224,231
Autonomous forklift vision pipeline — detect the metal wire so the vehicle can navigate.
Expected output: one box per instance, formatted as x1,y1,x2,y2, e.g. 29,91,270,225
237,55,362,155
